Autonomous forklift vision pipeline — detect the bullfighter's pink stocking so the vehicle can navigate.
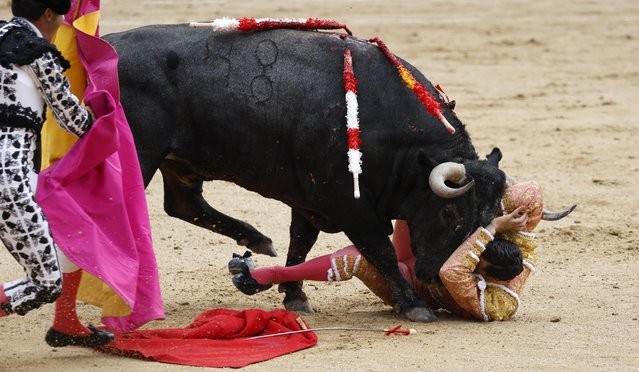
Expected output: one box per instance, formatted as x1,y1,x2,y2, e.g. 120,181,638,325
250,244,413,286
51,270,90,336
250,254,334,285
251,247,359,285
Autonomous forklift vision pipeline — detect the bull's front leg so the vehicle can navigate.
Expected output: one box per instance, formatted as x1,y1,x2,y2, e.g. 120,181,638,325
279,209,320,313
343,226,437,323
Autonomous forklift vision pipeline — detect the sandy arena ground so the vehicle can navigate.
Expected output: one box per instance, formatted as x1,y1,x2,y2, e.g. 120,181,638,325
1,0,638,370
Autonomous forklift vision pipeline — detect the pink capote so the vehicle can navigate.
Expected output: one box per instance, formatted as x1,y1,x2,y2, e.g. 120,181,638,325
35,0,164,332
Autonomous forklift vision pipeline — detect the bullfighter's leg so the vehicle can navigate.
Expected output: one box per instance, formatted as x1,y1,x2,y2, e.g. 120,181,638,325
45,260,115,348
158,158,276,256
0,128,63,316
234,245,409,307
251,254,331,284
278,209,320,313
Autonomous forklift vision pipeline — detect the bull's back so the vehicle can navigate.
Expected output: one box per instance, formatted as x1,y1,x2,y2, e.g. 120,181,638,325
106,25,456,197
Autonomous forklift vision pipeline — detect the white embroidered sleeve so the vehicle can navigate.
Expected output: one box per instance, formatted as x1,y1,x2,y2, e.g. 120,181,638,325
29,52,92,137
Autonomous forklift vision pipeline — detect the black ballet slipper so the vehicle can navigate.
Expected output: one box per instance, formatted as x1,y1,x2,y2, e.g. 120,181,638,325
231,262,272,295
228,250,256,274
45,325,115,348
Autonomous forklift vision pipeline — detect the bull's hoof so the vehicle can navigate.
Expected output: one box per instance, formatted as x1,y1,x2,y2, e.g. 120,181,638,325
403,307,437,323
247,240,277,257
283,298,315,314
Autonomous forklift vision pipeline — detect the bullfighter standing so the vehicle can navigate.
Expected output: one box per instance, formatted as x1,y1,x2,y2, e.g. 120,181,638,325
231,181,543,321
0,0,113,346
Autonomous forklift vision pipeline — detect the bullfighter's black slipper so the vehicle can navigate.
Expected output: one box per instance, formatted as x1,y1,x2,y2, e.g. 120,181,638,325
45,325,115,348
232,262,272,295
228,251,256,274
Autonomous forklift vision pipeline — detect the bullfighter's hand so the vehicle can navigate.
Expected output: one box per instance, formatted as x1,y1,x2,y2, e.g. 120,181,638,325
487,206,528,235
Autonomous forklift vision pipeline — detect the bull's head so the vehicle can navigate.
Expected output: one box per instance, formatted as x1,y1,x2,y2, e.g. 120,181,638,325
407,148,506,281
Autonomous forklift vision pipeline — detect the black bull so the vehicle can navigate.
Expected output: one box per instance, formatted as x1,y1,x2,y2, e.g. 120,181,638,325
104,25,506,322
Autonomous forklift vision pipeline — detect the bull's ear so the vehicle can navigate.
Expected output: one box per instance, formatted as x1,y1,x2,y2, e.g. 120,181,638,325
417,149,438,170
486,147,502,167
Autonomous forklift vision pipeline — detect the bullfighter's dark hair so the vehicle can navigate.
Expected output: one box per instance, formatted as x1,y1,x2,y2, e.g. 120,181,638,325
12,0,71,20
482,238,523,281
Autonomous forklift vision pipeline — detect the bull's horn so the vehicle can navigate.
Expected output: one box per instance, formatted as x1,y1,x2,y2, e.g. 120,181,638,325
542,205,577,221
429,162,475,198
